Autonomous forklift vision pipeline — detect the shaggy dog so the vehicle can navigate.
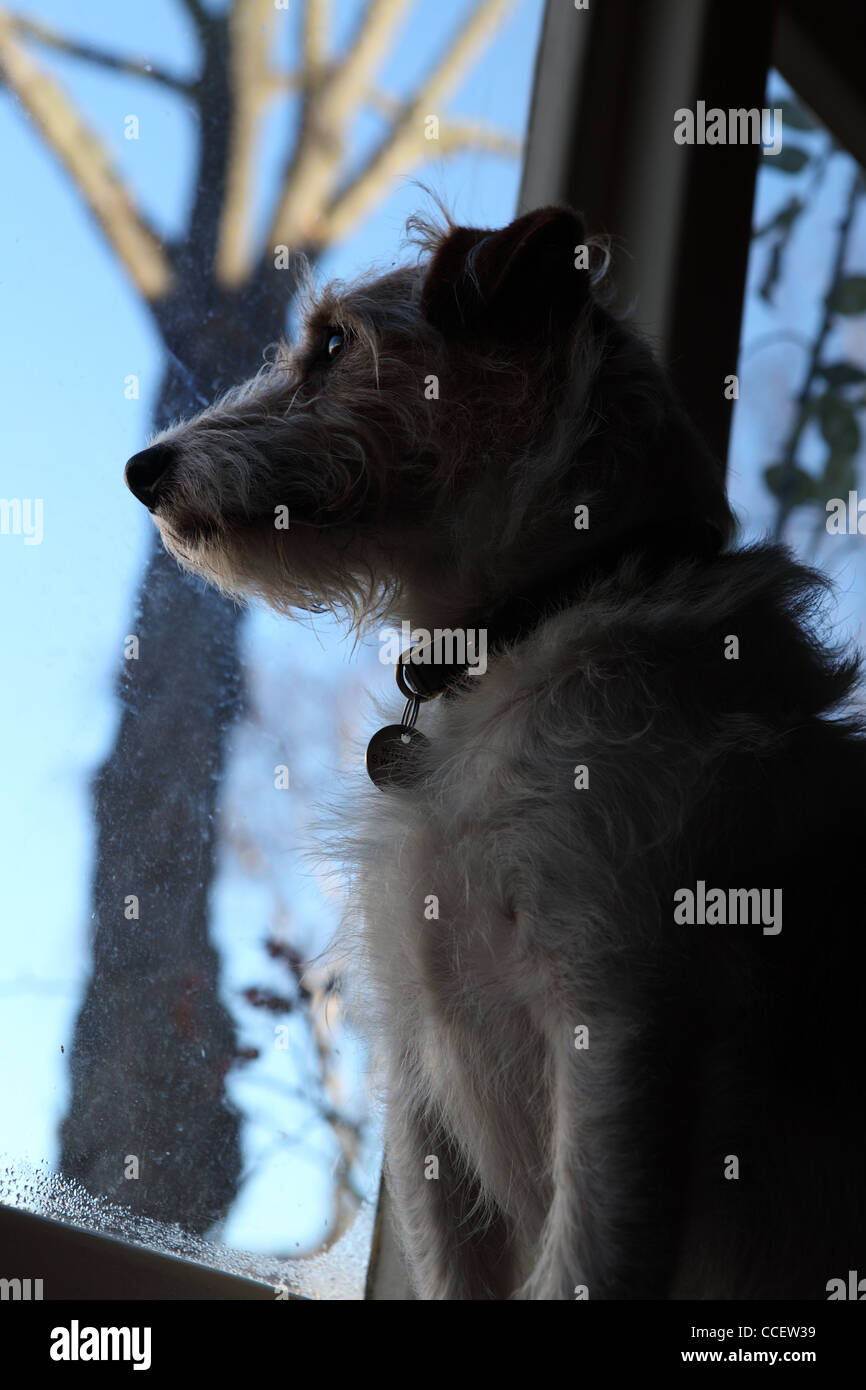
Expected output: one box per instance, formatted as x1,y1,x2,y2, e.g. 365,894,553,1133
125,207,866,1299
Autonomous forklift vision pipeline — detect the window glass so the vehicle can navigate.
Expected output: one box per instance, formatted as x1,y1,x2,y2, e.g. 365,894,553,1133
0,0,544,1295
729,70,866,647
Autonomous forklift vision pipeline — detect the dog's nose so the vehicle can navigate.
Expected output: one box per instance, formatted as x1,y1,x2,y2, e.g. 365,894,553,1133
125,442,177,508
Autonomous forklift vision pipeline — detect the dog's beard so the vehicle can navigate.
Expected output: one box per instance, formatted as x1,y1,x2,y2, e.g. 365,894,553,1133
153,510,231,582
152,503,394,627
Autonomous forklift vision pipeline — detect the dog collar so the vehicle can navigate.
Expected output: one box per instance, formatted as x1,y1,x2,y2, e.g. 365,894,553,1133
364,522,722,789
364,585,588,790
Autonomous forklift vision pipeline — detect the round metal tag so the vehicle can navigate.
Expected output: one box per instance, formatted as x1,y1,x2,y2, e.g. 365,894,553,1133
365,724,429,789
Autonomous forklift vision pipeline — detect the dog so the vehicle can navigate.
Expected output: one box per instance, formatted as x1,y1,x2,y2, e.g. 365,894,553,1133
125,206,866,1299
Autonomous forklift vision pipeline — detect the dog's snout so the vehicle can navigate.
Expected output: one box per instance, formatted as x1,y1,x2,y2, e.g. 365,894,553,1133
125,442,177,509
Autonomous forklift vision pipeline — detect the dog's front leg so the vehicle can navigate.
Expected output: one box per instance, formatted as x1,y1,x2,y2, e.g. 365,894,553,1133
521,1004,688,1301
384,1072,515,1300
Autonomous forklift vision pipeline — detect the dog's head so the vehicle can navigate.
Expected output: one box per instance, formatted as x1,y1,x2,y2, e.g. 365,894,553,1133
125,207,734,628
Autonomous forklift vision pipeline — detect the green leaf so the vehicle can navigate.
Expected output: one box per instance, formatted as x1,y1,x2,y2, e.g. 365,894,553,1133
764,145,810,174
763,462,818,506
817,391,861,454
778,98,818,131
828,275,866,315
817,361,866,387
821,447,858,496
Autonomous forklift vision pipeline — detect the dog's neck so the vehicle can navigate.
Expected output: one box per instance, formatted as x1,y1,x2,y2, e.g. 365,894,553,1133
368,522,723,788
397,521,721,699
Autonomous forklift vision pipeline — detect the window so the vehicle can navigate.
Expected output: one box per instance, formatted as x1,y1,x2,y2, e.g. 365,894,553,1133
729,70,866,651
0,0,544,1298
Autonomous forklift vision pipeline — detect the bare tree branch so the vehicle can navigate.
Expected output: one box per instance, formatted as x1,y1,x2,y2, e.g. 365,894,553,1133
7,14,193,92
178,0,211,37
366,85,402,119
319,0,516,246
303,0,331,77
215,0,279,287
437,118,521,157
314,0,410,127
270,70,303,96
0,8,173,300
267,0,411,249
305,973,363,1247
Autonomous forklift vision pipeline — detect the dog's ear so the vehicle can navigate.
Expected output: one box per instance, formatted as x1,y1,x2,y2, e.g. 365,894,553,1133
420,206,590,338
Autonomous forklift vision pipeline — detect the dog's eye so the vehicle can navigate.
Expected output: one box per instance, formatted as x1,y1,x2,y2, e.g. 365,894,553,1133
326,330,344,360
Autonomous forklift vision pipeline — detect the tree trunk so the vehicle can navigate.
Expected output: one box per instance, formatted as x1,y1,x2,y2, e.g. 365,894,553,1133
59,271,295,1233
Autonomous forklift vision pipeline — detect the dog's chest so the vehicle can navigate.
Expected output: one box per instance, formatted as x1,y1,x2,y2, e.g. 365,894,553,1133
361,782,526,1008
356,679,557,1086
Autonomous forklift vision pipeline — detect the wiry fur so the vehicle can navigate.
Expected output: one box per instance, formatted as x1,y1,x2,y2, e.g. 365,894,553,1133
126,207,866,1299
